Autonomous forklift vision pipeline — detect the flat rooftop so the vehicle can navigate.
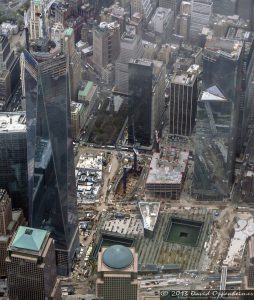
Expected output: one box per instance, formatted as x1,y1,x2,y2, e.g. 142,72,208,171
121,31,136,41
223,213,254,267
103,216,144,236
0,112,26,133
78,81,94,98
139,202,160,232
71,101,83,113
171,70,197,86
76,154,103,171
129,58,153,67
146,149,189,185
152,7,171,20
205,38,243,60
98,21,120,31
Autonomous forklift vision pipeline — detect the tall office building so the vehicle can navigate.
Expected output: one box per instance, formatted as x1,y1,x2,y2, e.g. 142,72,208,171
168,65,199,136
237,0,254,27
193,87,234,200
149,7,174,37
202,38,244,153
175,1,191,41
114,28,144,95
128,58,165,146
63,28,81,101
6,226,61,300
29,0,50,41
131,0,153,21
96,245,138,300
190,0,213,41
177,14,190,41
193,38,244,200
159,0,181,16
100,2,128,34
243,33,254,128
93,22,120,71
0,112,28,215
0,35,20,110
21,38,79,275
0,190,25,277
213,0,237,16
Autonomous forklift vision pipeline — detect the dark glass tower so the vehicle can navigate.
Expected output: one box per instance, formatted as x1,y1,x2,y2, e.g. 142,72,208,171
128,58,165,146
193,38,244,200
128,59,153,145
193,86,233,200
22,44,79,275
0,112,28,216
202,38,244,153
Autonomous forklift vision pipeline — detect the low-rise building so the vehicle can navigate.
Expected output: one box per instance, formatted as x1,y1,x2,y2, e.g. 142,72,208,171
76,155,103,205
78,81,97,104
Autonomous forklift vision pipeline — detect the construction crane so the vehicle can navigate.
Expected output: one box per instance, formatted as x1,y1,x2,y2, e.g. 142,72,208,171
133,148,138,173
123,158,128,194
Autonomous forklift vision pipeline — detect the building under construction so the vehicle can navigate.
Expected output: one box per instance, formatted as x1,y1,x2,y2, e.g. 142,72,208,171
145,148,189,200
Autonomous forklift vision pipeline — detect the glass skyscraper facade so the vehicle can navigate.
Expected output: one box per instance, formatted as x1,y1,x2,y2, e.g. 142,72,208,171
21,48,79,275
128,59,165,146
202,39,244,153
193,38,244,200
128,59,153,145
193,87,233,200
0,112,28,215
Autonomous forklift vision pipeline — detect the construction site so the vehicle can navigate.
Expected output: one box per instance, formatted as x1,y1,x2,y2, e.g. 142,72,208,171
91,206,212,271
145,147,189,200
113,150,145,201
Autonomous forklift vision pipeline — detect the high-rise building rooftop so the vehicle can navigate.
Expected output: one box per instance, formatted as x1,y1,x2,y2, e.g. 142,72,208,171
10,226,48,253
205,38,243,60
0,113,26,132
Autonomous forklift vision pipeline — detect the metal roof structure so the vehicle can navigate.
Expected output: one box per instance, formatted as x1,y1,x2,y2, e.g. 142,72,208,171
11,226,48,252
102,245,133,269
